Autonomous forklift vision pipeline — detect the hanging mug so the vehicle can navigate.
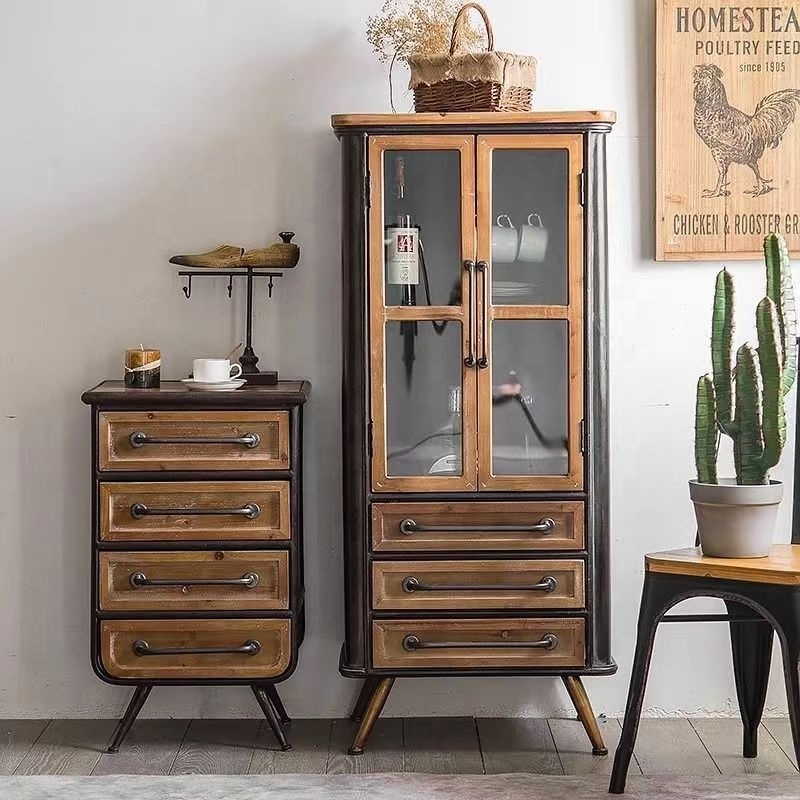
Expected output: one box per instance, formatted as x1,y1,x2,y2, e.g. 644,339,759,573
518,213,549,263
491,214,519,264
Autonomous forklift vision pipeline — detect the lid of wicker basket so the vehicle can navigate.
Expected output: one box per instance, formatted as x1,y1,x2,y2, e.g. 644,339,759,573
408,3,536,113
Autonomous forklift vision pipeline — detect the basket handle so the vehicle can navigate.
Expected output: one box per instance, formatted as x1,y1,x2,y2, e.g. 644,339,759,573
450,3,494,55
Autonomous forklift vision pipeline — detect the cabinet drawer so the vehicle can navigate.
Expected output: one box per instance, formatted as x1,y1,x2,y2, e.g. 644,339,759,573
99,551,289,612
371,559,584,611
372,502,584,552
98,411,289,471
372,618,585,670
100,619,291,680
99,482,290,541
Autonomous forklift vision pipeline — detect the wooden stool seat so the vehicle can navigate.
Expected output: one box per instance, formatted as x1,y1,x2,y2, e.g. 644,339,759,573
646,544,800,586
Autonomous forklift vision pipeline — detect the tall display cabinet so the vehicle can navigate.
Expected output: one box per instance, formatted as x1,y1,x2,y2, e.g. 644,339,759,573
332,111,616,756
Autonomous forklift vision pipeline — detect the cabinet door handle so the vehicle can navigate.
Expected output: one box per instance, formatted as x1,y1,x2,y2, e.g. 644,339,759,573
463,259,477,367
403,633,558,652
129,431,261,449
132,639,261,657
476,260,489,369
130,502,261,520
402,575,557,594
399,517,555,535
130,572,260,589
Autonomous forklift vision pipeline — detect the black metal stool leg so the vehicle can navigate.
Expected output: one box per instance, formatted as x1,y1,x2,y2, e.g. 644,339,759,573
777,623,800,767
781,649,800,767
726,599,774,758
265,684,290,725
349,677,379,723
252,685,292,751
106,685,151,754
609,574,676,794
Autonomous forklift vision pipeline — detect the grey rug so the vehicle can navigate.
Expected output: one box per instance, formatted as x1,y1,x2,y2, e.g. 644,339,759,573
0,774,797,800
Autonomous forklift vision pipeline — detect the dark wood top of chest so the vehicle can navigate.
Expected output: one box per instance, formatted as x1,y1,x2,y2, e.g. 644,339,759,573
81,380,311,409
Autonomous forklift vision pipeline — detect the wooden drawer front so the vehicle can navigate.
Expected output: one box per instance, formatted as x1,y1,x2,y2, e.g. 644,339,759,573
99,482,290,541
373,618,585,670
99,551,289,612
98,411,289,471
372,502,584,553
100,619,291,680
372,559,584,611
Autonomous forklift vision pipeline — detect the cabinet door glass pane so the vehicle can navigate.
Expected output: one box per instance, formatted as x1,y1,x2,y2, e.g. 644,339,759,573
385,320,463,477
491,320,568,476
491,149,568,306
383,150,462,308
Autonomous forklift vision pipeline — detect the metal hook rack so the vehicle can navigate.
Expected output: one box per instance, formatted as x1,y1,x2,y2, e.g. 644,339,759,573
177,267,284,385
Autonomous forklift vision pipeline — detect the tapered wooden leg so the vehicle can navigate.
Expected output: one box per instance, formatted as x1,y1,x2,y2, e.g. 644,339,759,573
348,677,394,755
265,684,290,725
252,685,291,751
349,677,379,723
726,600,773,758
106,685,152,754
562,676,607,756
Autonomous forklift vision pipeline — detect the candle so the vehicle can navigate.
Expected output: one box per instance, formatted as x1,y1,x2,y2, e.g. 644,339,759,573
124,346,161,388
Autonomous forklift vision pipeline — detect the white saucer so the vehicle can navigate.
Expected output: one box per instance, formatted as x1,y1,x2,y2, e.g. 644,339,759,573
181,378,247,392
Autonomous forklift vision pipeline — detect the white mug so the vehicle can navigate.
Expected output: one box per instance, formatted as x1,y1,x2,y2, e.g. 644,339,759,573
518,213,549,263
193,358,242,383
491,214,519,264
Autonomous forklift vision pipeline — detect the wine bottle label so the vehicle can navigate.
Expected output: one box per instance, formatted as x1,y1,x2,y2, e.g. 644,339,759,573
386,226,419,285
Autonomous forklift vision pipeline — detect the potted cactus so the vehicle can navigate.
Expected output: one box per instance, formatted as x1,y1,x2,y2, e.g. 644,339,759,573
692,234,797,558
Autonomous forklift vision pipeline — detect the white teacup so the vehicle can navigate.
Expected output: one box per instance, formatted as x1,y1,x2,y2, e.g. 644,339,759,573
193,358,242,383
518,213,548,263
491,214,518,264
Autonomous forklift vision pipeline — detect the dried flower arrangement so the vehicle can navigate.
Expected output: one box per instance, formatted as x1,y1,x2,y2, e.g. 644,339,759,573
366,0,485,110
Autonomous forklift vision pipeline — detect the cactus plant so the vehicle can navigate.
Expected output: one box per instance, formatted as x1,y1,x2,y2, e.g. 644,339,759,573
695,234,797,486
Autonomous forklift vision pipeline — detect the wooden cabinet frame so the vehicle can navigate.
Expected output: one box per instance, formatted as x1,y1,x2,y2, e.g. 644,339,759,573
368,133,585,493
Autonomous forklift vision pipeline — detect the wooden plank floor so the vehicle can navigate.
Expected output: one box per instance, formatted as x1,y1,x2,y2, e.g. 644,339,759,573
0,718,796,775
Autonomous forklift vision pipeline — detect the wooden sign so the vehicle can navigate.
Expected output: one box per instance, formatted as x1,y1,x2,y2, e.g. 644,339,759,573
656,2,800,260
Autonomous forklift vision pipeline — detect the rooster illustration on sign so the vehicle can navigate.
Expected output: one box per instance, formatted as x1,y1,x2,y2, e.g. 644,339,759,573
693,64,800,198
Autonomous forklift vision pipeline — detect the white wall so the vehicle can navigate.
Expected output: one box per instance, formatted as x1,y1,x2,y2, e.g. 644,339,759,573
0,0,793,719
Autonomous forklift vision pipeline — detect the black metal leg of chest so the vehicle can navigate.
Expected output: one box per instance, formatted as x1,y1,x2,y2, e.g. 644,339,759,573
105,684,152,753
265,684,290,725
252,684,292,751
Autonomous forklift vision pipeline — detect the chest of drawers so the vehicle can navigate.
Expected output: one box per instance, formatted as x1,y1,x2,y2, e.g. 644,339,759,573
81,380,309,753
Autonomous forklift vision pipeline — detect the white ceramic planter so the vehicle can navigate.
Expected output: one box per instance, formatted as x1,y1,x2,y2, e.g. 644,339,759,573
689,479,782,558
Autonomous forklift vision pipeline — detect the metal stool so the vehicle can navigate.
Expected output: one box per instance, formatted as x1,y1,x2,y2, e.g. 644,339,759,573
609,546,800,793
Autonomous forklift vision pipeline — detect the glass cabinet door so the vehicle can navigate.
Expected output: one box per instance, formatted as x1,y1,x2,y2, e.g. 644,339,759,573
476,135,584,491
368,136,478,492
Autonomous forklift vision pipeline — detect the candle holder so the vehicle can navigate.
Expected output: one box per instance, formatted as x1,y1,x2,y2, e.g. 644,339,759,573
124,348,161,388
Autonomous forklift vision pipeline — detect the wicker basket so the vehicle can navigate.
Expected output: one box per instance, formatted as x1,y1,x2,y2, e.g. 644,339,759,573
408,3,536,114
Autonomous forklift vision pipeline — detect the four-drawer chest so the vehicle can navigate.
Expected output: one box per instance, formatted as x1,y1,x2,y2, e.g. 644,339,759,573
81,380,310,753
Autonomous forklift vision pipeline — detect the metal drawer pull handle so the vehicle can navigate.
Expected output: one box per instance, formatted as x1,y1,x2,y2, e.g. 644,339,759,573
132,639,261,657
130,571,260,589
399,517,555,535
402,575,557,594
402,633,558,652
129,431,261,449
130,502,261,520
